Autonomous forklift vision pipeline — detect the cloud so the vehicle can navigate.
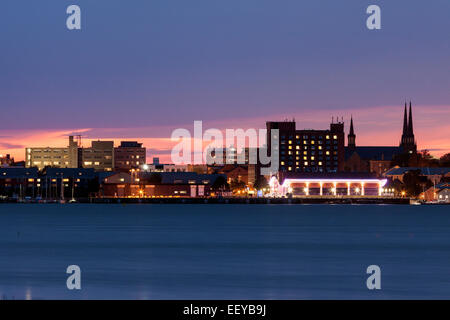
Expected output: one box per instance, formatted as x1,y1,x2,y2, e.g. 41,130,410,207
0,142,25,149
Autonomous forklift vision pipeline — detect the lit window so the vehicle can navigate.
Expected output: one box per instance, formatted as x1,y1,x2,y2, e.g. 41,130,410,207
333,135,337,139
326,151,330,155
326,135,330,139
303,140,308,144
319,161,323,165
296,146,300,150
304,161,308,166
288,140,292,144
311,156,315,160
281,161,285,165
288,146,292,150
311,141,315,145
318,146,322,150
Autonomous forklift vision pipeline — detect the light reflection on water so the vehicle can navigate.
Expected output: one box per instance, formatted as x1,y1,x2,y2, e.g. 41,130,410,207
0,203,449,300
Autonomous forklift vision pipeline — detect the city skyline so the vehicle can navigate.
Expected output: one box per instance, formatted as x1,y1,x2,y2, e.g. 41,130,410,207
1,1,450,162
1,103,449,163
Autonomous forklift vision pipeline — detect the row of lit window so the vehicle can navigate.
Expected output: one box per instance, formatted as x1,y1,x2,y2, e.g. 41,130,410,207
281,135,338,140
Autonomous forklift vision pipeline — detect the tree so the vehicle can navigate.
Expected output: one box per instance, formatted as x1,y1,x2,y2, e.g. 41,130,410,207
417,150,439,167
402,170,431,197
440,153,450,167
391,153,411,167
253,176,268,190
211,176,229,191
230,178,246,192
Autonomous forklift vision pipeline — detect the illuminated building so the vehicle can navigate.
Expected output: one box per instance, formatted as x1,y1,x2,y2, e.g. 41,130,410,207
266,119,345,174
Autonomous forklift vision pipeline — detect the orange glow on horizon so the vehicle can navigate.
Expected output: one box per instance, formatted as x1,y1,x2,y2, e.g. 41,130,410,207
1,105,449,163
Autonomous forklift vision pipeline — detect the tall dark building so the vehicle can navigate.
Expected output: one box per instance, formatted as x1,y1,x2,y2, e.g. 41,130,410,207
400,102,417,154
266,119,345,173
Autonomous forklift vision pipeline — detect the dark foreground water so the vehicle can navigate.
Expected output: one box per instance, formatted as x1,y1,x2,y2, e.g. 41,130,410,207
0,204,449,299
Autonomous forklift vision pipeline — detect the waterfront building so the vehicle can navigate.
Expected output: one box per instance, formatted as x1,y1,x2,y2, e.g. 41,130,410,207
25,136,79,170
269,172,388,197
437,186,450,203
266,119,345,174
0,167,39,198
114,141,146,172
41,168,99,199
102,172,226,198
81,140,114,171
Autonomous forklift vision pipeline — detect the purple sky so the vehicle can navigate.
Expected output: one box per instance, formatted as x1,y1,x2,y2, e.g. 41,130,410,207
1,0,449,160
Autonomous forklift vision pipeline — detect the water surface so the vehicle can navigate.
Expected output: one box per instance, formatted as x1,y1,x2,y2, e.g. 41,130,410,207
0,204,449,299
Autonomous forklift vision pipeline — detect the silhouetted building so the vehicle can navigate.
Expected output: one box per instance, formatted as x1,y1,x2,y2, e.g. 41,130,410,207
344,104,418,175
0,154,14,167
400,102,417,154
114,141,146,171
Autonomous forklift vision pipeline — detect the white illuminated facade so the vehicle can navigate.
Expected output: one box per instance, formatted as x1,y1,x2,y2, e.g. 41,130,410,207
269,176,388,197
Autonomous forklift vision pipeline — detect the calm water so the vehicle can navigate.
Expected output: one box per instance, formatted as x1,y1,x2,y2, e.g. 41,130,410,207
0,203,449,299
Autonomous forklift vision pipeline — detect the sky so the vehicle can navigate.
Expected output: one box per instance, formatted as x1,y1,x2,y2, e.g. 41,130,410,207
1,0,449,162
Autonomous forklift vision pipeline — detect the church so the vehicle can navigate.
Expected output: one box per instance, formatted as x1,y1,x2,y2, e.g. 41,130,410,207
344,102,417,176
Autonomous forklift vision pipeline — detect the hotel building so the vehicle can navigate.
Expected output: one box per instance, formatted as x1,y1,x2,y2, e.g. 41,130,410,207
266,120,345,174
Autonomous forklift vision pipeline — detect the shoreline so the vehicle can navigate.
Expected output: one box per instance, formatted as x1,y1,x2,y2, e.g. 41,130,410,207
0,197,417,205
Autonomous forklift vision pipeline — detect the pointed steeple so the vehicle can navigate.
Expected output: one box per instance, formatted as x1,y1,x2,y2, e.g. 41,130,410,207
400,101,417,154
347,115,356,149
349,116,355,135
402,102,408,135
408,101,413,135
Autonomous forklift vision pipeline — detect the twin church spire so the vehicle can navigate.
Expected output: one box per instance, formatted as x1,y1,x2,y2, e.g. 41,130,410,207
347,102,417,154
401,101,417,154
